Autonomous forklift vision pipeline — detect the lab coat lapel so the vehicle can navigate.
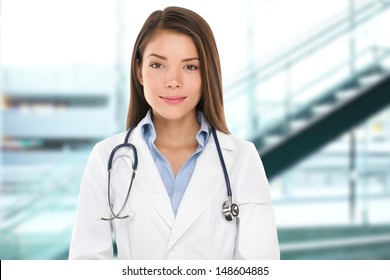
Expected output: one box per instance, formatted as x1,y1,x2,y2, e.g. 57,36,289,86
167,131,235,251
123,125,175,229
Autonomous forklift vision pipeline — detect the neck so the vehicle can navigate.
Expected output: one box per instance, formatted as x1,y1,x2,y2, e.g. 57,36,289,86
153,111,200,148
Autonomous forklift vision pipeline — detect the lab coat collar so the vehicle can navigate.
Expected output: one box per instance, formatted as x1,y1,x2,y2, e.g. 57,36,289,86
126,117,176,228
166,130,235,252
124,116,235,251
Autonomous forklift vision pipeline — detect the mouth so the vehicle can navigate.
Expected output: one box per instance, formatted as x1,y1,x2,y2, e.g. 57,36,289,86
160,96,187,104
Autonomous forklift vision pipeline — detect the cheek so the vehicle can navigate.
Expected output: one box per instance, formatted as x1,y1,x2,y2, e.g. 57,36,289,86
142,72,161,93
193,77,202,97
142,83,156,105
184,72,202,89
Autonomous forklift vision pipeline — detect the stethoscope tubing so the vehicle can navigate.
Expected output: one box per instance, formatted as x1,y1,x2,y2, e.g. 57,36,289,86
210,127,233,198
101,124,238,221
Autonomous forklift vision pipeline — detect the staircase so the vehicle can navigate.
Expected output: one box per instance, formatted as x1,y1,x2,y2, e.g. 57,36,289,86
258,64,390,178
224,0,390,179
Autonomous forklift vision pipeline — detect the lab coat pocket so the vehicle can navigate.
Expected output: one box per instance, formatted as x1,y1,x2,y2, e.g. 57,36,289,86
213,212,237,259
113,215,134,259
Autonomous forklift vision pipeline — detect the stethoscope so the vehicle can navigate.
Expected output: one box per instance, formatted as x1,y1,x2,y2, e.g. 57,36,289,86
100,126,239,222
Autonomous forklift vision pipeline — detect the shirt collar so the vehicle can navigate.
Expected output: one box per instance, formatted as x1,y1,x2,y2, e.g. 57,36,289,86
141,110,210,147
195,111,210,149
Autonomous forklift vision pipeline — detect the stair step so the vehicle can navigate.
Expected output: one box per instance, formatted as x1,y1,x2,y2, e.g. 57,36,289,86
312,103,333,115
359,73,383,86
290,119,308,130
335,88,358,100
264,135,283,146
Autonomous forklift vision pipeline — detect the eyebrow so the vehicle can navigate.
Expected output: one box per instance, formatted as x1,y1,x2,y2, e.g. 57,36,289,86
147,53,199,62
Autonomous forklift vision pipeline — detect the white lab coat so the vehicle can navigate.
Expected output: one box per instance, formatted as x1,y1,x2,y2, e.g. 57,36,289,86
69,117,280,260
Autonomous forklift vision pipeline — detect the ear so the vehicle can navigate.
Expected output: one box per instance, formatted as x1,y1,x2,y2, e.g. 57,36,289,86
136,59,143,85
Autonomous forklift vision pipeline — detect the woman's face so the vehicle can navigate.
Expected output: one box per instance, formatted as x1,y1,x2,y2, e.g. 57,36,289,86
137,30,202,122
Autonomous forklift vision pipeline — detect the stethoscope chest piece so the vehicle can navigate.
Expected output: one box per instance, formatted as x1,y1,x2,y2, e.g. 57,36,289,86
222,199,239,221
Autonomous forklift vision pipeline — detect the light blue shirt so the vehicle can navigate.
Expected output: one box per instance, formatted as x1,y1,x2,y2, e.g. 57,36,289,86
141,110,210,215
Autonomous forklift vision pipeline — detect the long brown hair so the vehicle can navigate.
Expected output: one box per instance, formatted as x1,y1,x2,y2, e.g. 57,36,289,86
126,6,229,133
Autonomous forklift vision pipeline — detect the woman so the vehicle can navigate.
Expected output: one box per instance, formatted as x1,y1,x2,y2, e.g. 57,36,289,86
69,6,279,260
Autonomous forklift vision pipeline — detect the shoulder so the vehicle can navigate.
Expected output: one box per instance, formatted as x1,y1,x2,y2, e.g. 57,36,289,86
229,133,256,151
87,131,129,162
217,131,265,174
216,131,257,156
94,113,151,152
96,131,128,148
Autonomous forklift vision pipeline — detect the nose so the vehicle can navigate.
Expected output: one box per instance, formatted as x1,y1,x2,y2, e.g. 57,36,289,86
165,68,182,89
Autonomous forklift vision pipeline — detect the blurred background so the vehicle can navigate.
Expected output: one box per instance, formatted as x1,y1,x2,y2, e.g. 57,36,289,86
1,0,390,259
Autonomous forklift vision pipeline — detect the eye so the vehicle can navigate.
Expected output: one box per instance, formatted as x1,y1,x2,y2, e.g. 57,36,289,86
150,63,163,69
185,64,199,71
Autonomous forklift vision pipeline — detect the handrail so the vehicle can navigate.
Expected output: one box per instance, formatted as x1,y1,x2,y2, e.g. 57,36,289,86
262,47,390,117
224,0,390,97
228,46,390,137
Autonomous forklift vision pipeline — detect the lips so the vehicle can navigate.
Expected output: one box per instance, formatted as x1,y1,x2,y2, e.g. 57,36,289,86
160,96,187,104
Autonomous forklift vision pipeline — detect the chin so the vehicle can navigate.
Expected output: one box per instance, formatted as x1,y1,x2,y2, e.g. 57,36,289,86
153,108,197,122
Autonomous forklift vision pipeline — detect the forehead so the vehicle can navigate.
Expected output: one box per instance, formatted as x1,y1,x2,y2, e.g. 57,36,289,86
144,30,198,57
